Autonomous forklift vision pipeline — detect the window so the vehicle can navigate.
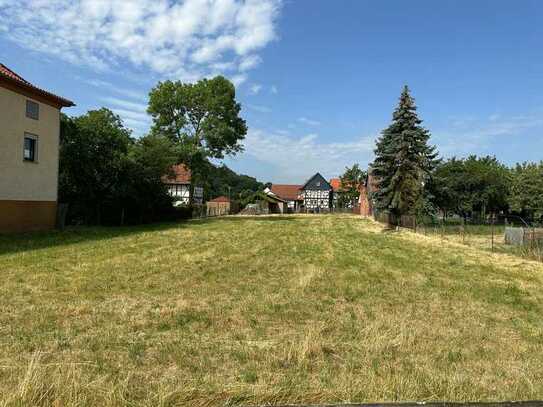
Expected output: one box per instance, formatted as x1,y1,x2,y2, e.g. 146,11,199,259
26,100,39,120
23,134,38,162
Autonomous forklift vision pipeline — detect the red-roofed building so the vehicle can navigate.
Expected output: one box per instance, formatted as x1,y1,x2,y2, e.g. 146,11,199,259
329,178,342,192
329,177,365,210
1,63,74,233
360,172,378,217
209,196,230,203
207,196,231,216
162,164,192,205
268,184,303,212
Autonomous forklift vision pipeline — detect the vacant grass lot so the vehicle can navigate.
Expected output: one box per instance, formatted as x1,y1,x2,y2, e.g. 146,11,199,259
1,215,543,406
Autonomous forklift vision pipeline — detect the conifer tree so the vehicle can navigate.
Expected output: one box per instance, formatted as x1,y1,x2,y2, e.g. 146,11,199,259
371,86,438,220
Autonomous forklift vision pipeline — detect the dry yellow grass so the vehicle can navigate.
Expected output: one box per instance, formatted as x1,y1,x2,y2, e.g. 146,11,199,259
0,215,542,406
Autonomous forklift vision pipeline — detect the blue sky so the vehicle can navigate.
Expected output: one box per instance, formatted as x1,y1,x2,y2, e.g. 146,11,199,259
1,0,542,183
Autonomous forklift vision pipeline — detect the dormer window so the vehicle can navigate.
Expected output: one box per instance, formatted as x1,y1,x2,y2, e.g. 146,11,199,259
26,100,39,120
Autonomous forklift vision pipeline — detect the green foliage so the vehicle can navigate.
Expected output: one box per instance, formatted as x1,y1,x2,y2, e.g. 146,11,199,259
204,163,264,202
509,161,543,220
59,109,133,224
371,86,438,218
59,109,179,225
338,164,366,208
147,76,247,186
430,155,510,218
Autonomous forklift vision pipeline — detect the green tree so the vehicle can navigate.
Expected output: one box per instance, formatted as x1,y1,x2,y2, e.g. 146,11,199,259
147,76,248,198
371,86,438,220
205,164,264,201
430,155,510,219
59,109,133,224
59,110,179,225
124,134,178,224
338,164,367,208
509,161,543,221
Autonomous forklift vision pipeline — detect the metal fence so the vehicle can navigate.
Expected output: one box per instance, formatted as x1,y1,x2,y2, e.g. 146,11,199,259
417,219,543,262
373,211,543,263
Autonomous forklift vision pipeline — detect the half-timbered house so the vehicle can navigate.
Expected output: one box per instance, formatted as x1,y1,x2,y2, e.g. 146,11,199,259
300,173,333,212
162,164,191,205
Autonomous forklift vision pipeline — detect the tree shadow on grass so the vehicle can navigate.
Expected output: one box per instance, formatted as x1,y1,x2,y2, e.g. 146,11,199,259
0,221,190,256
0,216,297,256
207,215,298,222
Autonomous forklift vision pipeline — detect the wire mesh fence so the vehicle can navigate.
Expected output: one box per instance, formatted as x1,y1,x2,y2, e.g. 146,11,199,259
417,219,543,262
373,211,543,263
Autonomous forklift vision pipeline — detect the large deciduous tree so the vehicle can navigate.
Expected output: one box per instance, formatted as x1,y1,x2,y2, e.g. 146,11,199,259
429,155,510,220
509,161,543,221
59,109,178,225
371,86,438,220
147,76,248,193
59,109,133,224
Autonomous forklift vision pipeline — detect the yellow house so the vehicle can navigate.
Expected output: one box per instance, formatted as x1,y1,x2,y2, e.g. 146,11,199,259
0,63,74,233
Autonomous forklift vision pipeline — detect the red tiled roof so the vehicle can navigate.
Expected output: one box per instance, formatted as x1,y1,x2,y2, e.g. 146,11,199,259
162,164,191,185
209,196,230,203
0,64,31,84
0,63,74,108
329,178,341,192
330,177,366,193
270,184,303,201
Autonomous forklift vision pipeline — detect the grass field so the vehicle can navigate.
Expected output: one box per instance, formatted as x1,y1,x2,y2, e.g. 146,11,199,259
1,215,543,406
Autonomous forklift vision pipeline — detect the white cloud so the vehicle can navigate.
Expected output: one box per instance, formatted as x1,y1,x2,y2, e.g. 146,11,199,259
298,117,321,126
79,77,146,101
435,111,543,156
249,83,262,95
0,0,281,82
101,97,148,113
99,96,151,135
239,55,262,71
243,129,375,182
231,74,248,87
246,104,272,113
270,85,278,94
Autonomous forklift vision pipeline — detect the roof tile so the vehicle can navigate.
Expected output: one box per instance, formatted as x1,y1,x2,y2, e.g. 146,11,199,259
270,184,303,201
0,63,74,107
162,164,191,185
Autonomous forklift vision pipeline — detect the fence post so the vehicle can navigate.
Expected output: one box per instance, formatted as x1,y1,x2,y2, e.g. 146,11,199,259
491,215,495,252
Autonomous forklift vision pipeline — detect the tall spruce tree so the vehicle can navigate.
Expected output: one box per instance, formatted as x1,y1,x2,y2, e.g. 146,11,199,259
371,86,438,220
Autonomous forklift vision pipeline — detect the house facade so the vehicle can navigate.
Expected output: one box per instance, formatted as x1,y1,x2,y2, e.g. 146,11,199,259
300,173,333,211
163,164,191,205
0,63,74,233
162,164,205,205
361,172,378,216
206,196,230,216
268,173,335,213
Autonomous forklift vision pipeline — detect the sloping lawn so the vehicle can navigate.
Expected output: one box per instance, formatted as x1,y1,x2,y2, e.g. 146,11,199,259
1,215,543,406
